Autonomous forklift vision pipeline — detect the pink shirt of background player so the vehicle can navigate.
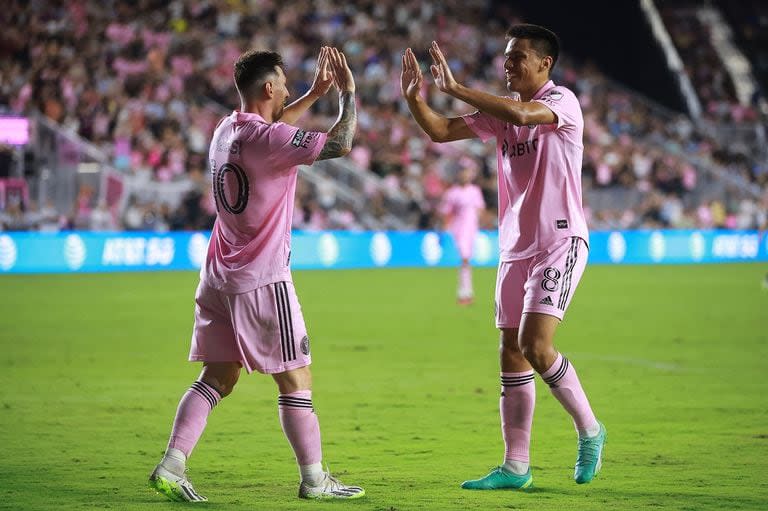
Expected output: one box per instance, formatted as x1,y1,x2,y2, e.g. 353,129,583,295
202,111,327,294
439,184,485,259
463,80,588,261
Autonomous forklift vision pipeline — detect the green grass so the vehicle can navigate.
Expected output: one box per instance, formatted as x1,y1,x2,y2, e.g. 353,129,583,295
0,264,767,511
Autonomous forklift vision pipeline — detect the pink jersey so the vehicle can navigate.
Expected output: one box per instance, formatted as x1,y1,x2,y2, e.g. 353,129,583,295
202,111,327,294
463,80,588,260
440,184,485,233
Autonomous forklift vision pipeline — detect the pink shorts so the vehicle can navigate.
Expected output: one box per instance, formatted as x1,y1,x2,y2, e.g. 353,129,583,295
190,280,311,374
495,236,588,329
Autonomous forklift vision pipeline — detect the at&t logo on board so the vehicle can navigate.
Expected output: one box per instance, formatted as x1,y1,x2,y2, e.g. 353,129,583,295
370,232,392,267
607,232,626,263
649,231,666,262
473,232,493,265
188,233,209,268
64,234,87,270
0,235,17,271
318,233,339,267
421,232,442,266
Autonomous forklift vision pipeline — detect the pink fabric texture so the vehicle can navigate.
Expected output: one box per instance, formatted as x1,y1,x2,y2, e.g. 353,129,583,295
167,381,221,457
462,80,588,261
541,353,597,432
459,264,473,296
278,390,322,465
439,184,485,259
203,111,327,294
500,371,536,463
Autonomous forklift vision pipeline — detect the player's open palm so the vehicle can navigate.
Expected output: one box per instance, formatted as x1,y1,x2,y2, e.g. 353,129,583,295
309,47,334,97
328,47,355,94
401,48,423,100
429,41,458,93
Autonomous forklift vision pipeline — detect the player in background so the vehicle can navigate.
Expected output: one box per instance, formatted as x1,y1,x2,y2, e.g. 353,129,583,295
439,167,485,304
401,25,606,489
148,47,365,502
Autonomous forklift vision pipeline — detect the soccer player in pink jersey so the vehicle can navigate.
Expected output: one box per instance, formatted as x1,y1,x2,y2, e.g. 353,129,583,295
148,47,365,501
439,167,485,304
402,24,606,489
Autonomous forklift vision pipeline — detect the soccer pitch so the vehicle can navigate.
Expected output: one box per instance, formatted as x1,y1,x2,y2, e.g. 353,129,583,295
0,264,766,511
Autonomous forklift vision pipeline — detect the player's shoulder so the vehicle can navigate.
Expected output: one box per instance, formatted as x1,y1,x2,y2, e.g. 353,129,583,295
540,84,577,103
266,120,305,140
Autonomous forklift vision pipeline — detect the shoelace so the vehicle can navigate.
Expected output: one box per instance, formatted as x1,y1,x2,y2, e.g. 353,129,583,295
325,474,342,491
321,463,343,490
576,436,600,467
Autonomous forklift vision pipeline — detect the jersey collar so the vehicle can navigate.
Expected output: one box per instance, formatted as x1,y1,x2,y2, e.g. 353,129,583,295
233,110,266,123
531,80,555,101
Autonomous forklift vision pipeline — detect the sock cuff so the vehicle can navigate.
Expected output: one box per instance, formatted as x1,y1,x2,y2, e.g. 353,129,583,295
278,390,313,410
190,380,221,410
501,371,535,388
541,353,570,387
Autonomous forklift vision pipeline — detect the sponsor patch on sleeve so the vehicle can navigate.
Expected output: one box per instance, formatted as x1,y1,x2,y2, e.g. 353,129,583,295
291,129,319,149
291,129,306,147
542,89,564,103
556,219,569,229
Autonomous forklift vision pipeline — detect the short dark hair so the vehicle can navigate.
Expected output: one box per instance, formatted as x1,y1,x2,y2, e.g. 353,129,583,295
234,50,284,98
506,24,560,72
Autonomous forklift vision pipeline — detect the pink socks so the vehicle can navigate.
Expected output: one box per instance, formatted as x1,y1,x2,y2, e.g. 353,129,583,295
458,264,473,298
167,380,221,457
278,390,322,466
500,371,536,464
541,353,598,433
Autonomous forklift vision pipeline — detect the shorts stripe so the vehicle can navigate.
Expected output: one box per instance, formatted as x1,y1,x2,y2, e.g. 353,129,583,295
275,284,289,363
557,237,579,310
281,282,296,361
275,283,296,363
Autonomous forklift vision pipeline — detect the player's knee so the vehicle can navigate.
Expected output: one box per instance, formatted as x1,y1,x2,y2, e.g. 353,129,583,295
499,328,519,351
216,379,238,397
520,341,550,372
205,376,238,398
201,367,241,398
273,366,312,394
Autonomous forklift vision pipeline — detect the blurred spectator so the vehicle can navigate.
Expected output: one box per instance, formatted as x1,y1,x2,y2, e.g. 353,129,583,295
0,0,763,233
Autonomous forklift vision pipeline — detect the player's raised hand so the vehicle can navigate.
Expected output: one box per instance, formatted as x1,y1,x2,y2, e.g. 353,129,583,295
428,41,458,94
308,46,334,97
328,47,355,94
400,48,424,100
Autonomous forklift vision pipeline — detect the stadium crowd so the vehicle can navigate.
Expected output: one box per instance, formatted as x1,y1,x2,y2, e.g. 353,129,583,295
1,0,765,233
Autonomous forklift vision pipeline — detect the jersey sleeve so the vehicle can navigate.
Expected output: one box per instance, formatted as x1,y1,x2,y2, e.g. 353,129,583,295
461,111,502,143
266,122,328,170
532,86,582,133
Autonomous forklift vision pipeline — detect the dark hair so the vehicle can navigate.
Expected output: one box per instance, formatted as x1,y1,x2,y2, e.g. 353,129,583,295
506,24,560,72
234,50,284,97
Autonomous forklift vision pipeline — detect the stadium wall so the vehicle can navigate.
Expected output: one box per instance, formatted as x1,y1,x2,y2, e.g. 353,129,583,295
0,230,766,274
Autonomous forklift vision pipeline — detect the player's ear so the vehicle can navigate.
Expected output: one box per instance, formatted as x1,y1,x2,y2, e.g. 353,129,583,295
264,80,274,99
540,55,552,74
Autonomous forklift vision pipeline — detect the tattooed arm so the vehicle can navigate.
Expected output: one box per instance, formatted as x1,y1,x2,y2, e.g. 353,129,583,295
316,47,357,161
317,91,357,160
